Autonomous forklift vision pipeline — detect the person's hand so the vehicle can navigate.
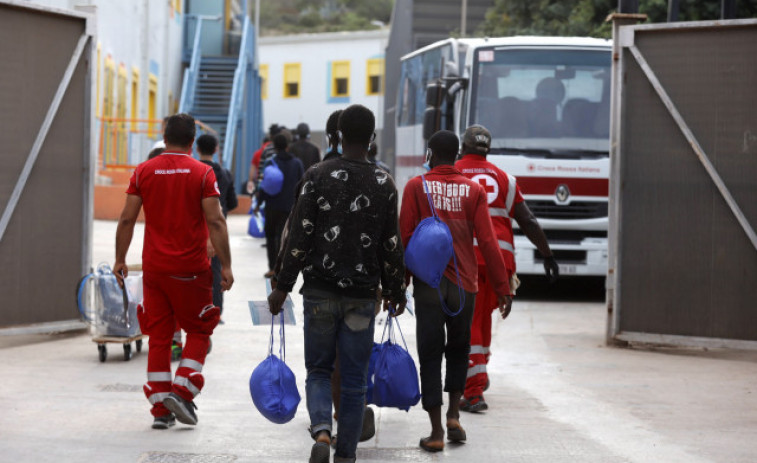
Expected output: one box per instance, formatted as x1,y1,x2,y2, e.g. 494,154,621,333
268,288,287,315
497,295,513,320
382,297,406,317
206,238,216,258
113,262,128,288
220,266,234,291
246,180,254,194
543,255,559,284
253,205,260,215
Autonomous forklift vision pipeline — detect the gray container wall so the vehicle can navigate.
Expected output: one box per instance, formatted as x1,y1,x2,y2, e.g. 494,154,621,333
0,3,92,328
611,20,757,343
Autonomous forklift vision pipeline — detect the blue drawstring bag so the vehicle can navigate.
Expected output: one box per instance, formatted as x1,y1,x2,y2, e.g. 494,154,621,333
365,342,381,404
248,211,265,238
371,314,421,411
260,157,284,196
249,314,300,424
404,174,466,316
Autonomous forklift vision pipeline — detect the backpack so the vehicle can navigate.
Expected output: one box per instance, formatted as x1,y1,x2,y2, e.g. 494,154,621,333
404,174,466,316
260,157,284,196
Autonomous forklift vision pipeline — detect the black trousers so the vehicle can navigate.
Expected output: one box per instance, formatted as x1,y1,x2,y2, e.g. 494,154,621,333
264,208,289,271
413,277,476,411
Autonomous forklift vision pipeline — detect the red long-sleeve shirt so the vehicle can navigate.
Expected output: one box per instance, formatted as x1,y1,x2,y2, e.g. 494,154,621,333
399,165,511,296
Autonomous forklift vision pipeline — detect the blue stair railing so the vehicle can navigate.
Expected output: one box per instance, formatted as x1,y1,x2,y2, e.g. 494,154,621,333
180,14,262,189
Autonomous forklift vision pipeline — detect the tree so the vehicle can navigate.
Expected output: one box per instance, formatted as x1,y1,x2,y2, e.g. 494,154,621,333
479,0,757,39
253,0,394,35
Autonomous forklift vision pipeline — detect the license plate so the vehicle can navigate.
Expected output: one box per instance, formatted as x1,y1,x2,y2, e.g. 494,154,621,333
559,264,577,275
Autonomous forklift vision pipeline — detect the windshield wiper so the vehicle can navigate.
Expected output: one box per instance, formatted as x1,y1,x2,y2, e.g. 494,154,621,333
489,147,608,159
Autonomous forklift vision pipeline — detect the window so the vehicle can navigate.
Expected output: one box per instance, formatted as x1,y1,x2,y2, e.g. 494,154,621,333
259,64,269,100
117,64,128,163
103,56,115,119
366,58,384,95
283,63,301,98
96,43,101,117
130,67,139,131
331,61,350,97
148,73,158,137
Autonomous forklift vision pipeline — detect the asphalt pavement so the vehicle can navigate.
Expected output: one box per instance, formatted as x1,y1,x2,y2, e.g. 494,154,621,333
1,215,755,462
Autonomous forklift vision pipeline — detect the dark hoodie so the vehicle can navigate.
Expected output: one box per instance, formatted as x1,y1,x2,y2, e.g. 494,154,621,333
259,151,304,212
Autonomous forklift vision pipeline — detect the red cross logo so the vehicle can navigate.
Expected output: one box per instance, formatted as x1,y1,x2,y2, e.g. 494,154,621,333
471,174,498,204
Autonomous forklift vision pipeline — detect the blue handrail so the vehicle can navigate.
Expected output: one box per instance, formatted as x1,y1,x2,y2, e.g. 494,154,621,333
179,16,205,114
222,17,252,171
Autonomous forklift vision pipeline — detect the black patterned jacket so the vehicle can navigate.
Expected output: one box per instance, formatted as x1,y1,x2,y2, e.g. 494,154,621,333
276,156,406,303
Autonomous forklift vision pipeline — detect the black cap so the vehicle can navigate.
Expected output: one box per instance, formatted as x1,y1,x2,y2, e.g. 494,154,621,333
462,125,491,155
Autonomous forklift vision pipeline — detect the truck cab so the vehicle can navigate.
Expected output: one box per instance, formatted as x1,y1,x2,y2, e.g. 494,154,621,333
397,37,612,276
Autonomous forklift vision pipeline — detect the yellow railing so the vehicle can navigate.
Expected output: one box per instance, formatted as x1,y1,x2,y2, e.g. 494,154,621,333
98,117,217,169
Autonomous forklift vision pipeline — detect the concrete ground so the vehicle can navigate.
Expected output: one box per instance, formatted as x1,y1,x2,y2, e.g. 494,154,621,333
1,215,756,462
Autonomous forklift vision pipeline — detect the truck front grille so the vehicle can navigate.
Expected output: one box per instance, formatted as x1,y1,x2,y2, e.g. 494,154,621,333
526,200,608,220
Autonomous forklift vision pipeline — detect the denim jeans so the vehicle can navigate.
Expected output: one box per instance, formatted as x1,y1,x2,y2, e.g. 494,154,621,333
303,289,376,462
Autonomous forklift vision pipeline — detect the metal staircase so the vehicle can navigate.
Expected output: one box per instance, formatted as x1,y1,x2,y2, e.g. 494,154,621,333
191,56,236,148
179,15,262,188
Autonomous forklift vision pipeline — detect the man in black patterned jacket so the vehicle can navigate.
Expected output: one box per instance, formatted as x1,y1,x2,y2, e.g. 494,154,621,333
269,104,406,463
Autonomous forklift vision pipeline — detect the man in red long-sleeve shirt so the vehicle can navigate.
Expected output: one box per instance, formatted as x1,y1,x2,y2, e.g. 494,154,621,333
400,130,512,453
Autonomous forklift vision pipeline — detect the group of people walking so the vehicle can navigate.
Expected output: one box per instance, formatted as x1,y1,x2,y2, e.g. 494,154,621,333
114,105,558,463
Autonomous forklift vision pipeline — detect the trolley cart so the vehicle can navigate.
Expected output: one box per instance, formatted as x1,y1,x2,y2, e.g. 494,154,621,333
91,334,144,362
77,263,145,362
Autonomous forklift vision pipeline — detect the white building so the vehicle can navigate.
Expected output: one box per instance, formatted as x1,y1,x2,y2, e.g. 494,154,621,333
258,29,389,149
22,0,187,165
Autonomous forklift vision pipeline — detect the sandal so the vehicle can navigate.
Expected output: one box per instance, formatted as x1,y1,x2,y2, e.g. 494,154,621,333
309,442,330,463
446,419,467,442
419,437,444,452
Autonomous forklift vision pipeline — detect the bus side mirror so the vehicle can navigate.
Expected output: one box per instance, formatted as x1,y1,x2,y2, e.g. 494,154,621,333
423,107,441,140
426,81,444,108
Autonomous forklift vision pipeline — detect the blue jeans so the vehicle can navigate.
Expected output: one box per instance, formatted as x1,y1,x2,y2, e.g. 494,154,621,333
303,289,376,462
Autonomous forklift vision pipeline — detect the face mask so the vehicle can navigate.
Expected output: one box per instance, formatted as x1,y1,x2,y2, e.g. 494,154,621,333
337,144,342,154
424,148,433,170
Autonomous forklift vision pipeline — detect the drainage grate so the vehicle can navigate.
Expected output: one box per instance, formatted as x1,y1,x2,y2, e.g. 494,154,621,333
137,452,237,463
98,383,143,392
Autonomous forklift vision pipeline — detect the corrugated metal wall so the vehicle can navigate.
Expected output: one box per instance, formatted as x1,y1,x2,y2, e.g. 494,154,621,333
609,19,757,344
0,3,92,328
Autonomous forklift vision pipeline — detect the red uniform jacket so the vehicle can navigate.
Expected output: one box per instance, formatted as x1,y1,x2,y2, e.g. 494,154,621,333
399,165,511,296
456,154,524,272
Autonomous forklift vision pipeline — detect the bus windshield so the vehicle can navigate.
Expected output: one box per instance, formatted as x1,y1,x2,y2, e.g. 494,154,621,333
471,48,611,154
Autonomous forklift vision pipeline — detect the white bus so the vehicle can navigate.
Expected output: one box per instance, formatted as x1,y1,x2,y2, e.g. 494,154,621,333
395,37,612,276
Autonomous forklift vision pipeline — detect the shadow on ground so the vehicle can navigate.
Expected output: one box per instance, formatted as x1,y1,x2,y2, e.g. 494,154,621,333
516,275,606,302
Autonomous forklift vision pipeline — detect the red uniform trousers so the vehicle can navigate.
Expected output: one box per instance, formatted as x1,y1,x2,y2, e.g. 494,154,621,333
464,264,512,400
138,269,220,417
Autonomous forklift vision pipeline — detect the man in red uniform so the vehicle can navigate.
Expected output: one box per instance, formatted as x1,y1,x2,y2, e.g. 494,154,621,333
400,130,512,452
114,113,234,429
456,124,558,413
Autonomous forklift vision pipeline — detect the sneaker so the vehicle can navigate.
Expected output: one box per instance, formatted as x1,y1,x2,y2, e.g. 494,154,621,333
459,395,488,413
151,413,175,429
171,342,183,362
359,406,375,442
163,392,198,425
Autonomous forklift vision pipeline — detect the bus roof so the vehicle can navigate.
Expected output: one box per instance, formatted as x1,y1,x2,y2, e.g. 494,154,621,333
400,36,611,61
